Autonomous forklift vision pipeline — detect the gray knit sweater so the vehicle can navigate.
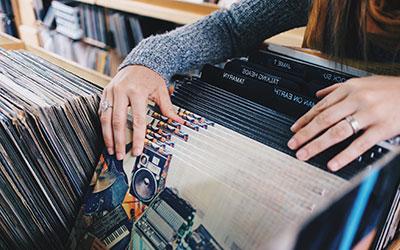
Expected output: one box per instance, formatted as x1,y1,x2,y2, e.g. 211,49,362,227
120,0,311,83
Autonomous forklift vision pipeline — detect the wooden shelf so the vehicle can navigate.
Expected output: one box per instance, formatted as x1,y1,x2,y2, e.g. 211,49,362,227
0,32,25,50
75,0,219,25
83,37,108,49
75,0,96,4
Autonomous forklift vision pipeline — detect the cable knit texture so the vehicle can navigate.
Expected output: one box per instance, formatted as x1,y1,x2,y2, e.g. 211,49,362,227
119,0,311,84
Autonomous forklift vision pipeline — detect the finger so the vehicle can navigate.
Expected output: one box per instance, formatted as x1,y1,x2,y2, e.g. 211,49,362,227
316,83,340,98
295,119,353,161
327,125,383,171
98,90,107,115
93,239,107,250
291,85,349,132
157,84,185,124
288,97,357,150
130,95,148,156
112,88,129,160
100,89,114,155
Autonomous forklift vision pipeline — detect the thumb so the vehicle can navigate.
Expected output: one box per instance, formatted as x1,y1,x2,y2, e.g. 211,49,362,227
157,84,185,124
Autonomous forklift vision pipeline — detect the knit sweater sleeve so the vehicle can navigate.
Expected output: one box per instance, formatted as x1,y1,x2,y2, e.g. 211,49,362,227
119,0,311,83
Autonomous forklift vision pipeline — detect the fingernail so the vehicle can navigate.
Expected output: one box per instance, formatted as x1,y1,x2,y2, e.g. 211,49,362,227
133,147,143,156
287,138,297,149
290,123,298,132
107,147,114,155
328,161,339,171
116,153,124,160
296,149,308,160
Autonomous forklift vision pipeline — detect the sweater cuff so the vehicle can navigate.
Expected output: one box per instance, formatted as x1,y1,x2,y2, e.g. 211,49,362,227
118,36,176,86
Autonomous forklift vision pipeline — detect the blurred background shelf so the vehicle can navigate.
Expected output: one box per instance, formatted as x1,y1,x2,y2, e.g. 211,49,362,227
76,0,219,25
0,32,25,49
74,0,95,4
82,37,108,49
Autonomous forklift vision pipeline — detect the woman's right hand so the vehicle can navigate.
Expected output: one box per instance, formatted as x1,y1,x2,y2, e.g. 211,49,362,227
99,65,183,160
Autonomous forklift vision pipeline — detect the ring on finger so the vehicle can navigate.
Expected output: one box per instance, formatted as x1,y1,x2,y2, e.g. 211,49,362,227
100,99,113,113
345,115,361,135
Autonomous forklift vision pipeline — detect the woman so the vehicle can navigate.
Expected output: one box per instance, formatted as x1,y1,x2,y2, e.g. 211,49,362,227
99,0,400,171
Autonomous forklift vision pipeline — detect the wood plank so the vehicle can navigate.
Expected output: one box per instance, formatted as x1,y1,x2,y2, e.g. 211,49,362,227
18,25,40,47
0,32,25,50
17,0,37,26
82,37,108,49
266,27,306,48
74,0,97,4
96,0,218,24
388,236,400,250
26,45,112,88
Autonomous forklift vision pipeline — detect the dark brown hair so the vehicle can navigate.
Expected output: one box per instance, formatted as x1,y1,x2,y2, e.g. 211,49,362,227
303,0,369,60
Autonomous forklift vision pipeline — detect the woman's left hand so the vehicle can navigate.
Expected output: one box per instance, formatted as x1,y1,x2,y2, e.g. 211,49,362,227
287,75,400,171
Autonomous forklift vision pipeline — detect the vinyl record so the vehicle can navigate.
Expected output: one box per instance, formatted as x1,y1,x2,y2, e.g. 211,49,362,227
132,168,157,203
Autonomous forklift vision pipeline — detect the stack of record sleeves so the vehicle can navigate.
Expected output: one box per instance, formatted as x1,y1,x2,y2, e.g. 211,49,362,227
1,44,400,250
0,49,102,249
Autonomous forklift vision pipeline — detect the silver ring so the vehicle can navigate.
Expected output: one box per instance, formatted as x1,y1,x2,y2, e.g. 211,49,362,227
100,99,113,113
345,115,361,134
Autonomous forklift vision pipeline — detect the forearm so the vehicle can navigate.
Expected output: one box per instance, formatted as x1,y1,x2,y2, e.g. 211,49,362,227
120,0,311,83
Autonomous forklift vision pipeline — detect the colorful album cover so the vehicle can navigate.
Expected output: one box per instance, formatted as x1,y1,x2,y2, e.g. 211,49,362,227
68,109,221,250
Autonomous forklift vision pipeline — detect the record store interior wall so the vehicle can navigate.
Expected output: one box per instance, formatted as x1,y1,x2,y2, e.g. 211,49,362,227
3,0,236,77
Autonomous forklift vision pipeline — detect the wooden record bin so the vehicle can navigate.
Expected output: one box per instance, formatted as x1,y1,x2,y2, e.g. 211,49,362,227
0,32,111,88
0,32,25,50
74,0,219,25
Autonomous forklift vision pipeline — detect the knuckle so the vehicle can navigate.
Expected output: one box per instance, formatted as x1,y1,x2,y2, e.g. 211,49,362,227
315,112,330,126
303,114,313,123
113,84,124,94
340,152,352,164
315,99,328,111
112,119,125,129
133,115,146,127
296,129,309,142
356,138,373,152
356,90,374,103
103,137,113,147
127,86,141,96
345,78,355,85
345,78,358,87
330,123,348,139
100,115,110,124
309,140,323,153
104,85,114,93
297,114,310,126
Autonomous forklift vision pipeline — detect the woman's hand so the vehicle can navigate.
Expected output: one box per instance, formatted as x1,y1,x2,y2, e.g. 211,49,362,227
99,65,183,160
287,75,400,171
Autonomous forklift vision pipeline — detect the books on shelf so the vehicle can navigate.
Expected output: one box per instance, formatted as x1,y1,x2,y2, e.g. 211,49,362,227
80,4,107,45
39,28,112,75
44,2,176,75
80,4,144,57
0,0,17,36
26,1,185,76
52,0,84,40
